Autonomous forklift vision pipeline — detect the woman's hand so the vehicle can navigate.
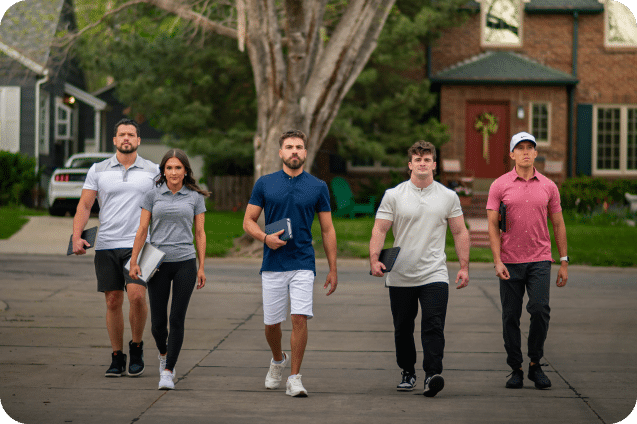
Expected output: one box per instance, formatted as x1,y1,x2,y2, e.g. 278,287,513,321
196,268,206,289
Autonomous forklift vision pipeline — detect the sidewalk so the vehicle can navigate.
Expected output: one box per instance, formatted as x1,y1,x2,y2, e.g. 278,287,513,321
0,216,100,256
0,254,636,424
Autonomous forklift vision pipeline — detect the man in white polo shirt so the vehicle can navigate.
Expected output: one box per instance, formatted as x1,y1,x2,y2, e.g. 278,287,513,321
72,119,159,377
370,140,470,398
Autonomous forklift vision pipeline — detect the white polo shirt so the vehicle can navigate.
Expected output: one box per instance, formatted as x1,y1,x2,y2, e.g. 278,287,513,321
83,154,159,250
376,180,463,287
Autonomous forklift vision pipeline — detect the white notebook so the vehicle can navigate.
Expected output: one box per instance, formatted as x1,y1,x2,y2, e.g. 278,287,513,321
124,243,166,283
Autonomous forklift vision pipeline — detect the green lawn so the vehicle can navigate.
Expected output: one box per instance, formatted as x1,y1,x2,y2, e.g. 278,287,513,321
0,206,48,239
2,207,636,267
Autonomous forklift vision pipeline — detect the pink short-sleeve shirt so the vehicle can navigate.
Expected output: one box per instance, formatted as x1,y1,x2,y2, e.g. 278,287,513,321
486,168,562,264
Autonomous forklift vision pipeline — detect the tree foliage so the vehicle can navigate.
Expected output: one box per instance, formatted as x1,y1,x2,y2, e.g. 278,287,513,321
73,0,468,177
330,0,469,167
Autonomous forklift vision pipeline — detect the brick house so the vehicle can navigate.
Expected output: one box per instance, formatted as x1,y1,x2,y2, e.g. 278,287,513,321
429,0,637,191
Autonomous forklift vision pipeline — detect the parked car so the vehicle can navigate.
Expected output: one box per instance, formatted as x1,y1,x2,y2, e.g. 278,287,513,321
47,153,112,216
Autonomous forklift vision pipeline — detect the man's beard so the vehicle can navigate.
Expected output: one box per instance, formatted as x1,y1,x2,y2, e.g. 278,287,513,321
283,155,305,170
116,144,138,154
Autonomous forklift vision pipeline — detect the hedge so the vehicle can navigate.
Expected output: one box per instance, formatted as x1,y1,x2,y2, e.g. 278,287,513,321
0,151,41,206
560,176,637,212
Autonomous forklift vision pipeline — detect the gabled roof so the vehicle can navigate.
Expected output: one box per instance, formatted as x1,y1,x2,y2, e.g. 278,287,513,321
431,51,578,86
0,0,65,75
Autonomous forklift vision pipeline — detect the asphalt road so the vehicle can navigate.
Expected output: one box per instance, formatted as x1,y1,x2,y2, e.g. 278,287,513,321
0,254,636,424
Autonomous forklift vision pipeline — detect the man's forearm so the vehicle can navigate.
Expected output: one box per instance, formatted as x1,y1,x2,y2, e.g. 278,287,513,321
453,229,470,270
322,229,338,272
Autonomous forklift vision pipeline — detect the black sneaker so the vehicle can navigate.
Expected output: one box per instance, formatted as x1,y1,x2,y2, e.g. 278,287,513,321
105,351,127,377
505,369,524,388
423,374,444,397
397,371,417,391
128,340,145,377
528,363,551,389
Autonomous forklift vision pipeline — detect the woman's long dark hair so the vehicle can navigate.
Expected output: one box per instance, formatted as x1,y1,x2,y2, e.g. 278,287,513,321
156,149,210,197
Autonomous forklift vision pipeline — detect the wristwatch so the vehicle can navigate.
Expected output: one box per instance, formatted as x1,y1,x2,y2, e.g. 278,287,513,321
559,256,569,263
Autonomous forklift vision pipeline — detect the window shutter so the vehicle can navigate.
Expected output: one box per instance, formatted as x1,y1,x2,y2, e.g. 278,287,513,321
576,104,593,176
0,87,21,153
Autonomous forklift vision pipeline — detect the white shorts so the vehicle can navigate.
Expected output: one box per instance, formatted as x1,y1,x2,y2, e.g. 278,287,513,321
261,270,314,325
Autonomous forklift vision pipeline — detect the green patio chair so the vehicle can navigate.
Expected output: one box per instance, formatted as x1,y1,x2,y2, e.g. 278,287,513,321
330,177,376,219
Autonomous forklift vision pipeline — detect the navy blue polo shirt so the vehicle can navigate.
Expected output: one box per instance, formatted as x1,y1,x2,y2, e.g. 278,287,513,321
248,170,331,274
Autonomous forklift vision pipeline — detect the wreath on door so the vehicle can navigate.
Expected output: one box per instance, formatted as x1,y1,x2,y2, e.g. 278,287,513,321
474,112,499,164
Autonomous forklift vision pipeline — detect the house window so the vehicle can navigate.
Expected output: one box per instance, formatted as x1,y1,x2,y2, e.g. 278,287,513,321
593,105,637,175
530,102,550,145
39,92,50,155
481,0,523,47
0,86,21,153
55,98,72,140
605,0,637,47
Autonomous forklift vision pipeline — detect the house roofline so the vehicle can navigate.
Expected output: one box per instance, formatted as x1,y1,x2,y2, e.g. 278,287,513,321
0,41,48,76
429,79,578,86
65,83,107,111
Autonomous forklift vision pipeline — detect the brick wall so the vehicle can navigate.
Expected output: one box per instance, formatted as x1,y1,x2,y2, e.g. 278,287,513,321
431,6,637,182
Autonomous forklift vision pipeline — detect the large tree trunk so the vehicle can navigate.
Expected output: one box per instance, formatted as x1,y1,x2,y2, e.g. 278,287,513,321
245,0,396,179
113,0,395,180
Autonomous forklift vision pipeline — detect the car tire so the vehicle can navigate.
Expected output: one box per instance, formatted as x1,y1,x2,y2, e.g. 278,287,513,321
49,205,67,216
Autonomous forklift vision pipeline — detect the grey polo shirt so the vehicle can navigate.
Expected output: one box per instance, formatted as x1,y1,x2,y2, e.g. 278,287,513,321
376,180,463,287
141,183,207,262
83,155,159,250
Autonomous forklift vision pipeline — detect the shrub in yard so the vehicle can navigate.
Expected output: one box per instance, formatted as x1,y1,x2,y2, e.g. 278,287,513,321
0,151,41,206
560,176,637,212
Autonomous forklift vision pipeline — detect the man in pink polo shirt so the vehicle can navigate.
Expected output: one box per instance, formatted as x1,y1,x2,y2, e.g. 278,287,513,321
486,132,569,390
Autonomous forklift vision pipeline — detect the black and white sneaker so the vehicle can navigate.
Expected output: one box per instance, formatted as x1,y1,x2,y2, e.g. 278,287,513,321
105,351,127,377
397,371,417,391
423,374,444,397
128,340,145,377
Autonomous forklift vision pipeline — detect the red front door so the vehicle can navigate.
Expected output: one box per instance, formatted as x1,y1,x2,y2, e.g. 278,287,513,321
465,102,509,178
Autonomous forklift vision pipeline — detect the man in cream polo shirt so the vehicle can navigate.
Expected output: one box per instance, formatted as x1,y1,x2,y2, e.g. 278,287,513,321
72,119,159,378
370,140,470,398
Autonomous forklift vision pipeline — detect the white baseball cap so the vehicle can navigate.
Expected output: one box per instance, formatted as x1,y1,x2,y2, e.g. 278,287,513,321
510,132,537,152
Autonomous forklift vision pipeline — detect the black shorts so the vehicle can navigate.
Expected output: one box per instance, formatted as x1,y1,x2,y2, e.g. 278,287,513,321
94,249,147,292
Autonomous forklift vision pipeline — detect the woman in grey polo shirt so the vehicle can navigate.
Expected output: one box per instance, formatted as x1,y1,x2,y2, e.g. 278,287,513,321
129,149,209,390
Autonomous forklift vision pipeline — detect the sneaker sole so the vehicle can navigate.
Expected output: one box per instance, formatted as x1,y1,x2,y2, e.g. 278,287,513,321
128,368,145,377
424,375,444,397
104,372,125,377
397,386,416,392
158,385,174,390
286,391,308,397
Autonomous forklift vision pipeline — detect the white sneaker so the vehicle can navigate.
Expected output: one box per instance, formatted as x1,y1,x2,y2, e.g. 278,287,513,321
158,370,174,390
158,354,175,378
265,352,289,389
286,374,308,397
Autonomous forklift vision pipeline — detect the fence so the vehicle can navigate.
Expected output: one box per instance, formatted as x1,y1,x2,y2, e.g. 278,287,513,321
207,175,254,211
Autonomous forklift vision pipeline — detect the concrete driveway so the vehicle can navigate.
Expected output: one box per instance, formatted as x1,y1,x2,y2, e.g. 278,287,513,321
0,250,636,424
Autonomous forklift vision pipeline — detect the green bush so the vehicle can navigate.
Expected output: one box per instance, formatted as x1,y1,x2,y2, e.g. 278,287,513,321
560,176,637,212
0,151,41,206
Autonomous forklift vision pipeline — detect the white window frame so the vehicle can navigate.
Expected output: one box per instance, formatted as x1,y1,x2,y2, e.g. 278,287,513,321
55,97,72,140
592,104,637,176
0,86,21,153
480,0,525,48
604,0,637,48
529,102,551,146
39,91,50,155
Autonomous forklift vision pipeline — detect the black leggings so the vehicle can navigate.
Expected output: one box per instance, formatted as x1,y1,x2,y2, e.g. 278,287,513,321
148,259,197,371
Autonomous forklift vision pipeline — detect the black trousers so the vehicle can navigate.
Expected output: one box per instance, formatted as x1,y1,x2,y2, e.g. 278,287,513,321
148,259,197,371
389,283,449,376
500,261,551,370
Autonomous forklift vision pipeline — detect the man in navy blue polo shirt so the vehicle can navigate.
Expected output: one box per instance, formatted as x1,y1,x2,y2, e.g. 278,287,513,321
243,129,338,397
